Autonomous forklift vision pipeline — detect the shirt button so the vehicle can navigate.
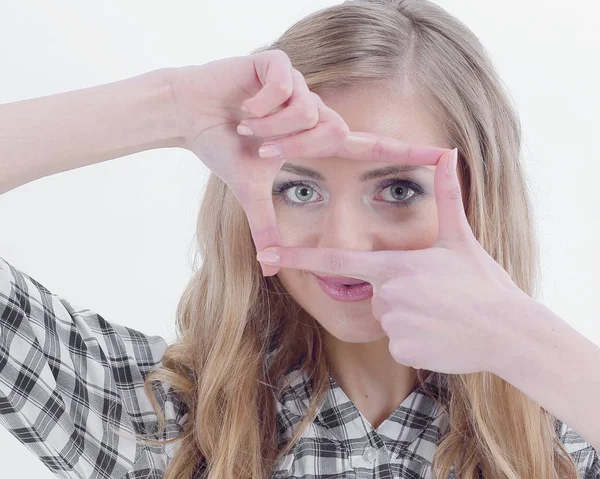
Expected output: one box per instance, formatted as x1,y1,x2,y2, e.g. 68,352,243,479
362,446,377,463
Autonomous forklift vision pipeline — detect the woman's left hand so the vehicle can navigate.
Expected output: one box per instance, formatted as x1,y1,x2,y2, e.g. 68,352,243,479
256,146,534,376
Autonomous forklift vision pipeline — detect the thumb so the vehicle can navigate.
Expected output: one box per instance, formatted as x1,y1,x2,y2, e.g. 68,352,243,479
235,186,282,276
435,148,473,245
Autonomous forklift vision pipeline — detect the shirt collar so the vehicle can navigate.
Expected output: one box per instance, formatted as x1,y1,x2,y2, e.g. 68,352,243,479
272,354,450,455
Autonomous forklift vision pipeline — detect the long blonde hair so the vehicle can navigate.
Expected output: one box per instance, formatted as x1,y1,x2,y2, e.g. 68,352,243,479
143,1,580,477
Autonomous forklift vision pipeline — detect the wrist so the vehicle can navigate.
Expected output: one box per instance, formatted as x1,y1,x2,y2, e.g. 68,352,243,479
145,67,187,150
487,292,546,380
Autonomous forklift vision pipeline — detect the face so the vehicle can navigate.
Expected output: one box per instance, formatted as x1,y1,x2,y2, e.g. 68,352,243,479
273,83,452,343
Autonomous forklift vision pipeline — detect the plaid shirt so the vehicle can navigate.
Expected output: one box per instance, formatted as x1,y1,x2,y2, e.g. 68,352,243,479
1,255,598,479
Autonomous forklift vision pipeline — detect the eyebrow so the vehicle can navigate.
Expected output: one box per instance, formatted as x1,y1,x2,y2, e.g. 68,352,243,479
279,163,433,181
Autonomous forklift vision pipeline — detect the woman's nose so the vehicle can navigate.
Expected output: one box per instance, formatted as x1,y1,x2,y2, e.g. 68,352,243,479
316,201,374,251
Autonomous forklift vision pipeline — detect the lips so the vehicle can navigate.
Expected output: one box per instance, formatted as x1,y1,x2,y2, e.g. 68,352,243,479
312,273,373,302
313,275,366,286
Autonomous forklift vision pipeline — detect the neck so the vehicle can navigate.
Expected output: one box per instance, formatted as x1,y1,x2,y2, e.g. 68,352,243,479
323,331,419,429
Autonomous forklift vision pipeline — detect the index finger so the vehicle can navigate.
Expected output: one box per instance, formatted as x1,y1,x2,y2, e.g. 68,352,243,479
337,131,450,166
256,246,415,286
242,50,294,118
235,188,282,277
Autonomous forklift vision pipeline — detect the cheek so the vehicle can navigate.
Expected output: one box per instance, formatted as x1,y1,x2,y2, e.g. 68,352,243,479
372,206,440,250
413,203,440,244
273,205,320,297
275,206,321,247
274,198,439,249
276,268,305,300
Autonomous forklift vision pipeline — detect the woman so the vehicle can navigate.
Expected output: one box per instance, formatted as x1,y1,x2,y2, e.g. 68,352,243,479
0,0,598,478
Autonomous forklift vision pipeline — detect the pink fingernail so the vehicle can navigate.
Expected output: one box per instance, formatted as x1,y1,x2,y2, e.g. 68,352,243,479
237,124,254,136
258,144,281,159
447,148,458,175
257,251,280,263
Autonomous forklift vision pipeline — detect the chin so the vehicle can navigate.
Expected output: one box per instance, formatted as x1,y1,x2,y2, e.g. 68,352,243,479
316,310,388,343
279,271,385,342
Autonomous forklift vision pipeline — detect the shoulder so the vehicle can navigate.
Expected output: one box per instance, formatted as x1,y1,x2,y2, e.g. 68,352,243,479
0,254,186,476
555,419,600,477
0,253,168,367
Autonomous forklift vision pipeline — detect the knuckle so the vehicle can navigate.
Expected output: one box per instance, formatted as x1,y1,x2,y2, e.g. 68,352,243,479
271,81,293,99
300,107,319,127
371,138,384,162
323,250,345,273
447,186,462,200
332,122,350,140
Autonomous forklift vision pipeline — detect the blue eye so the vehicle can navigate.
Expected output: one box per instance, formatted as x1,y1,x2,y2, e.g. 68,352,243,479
272,178,426,208
273,180,322,207
376,178,425,208
288,185,318,203
382,184,412,201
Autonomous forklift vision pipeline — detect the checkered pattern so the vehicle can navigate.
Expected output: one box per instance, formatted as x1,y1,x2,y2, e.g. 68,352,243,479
1,255,598,478
0,256,186,478
271,363,599,478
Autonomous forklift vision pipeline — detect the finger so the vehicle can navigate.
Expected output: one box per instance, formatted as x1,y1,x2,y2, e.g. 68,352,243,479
257,99,349,159
261,262,280,277
234,185,282,276
242,50,294,118
255,246,418,286
238,69,321,138
336,131,450,166
434,148,474,245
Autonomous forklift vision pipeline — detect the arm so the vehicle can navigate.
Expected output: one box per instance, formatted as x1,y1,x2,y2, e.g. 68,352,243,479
0,255,187,477
0,68,183,195
493,296,600,454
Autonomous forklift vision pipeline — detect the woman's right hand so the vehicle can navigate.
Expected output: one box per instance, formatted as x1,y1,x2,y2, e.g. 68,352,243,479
169,50,351,276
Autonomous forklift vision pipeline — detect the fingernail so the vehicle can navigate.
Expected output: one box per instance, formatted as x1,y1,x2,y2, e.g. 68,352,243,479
447,148,458,175
257,250,280,263
237,124,254,136
258,143,281,159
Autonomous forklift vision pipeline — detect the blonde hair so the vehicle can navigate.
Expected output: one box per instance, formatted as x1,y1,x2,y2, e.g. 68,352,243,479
143,1,580,477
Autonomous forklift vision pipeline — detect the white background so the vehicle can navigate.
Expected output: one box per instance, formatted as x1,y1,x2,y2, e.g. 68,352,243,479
0,1,599,477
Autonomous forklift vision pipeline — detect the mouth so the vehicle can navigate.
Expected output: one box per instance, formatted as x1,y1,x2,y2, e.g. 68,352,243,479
312,273,373,302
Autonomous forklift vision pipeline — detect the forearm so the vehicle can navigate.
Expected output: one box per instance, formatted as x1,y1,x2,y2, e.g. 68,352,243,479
495,297,600,452
0,67,183,195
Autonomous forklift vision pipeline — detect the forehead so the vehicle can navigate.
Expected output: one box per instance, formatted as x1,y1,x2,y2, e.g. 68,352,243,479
312,82,449,174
